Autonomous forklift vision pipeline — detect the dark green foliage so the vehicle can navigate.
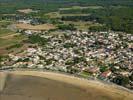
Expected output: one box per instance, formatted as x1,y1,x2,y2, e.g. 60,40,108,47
100,66,109,73
129,73,133,81
0,0,132,33
28,35,48,45
0,0,132,14
67,66,79,74
113,75,130,86
63,42,77,48
61,15,96,21
73,56,86,64
6,43,22,50
58,24,77,31
61,7,133,33
89,25,109,32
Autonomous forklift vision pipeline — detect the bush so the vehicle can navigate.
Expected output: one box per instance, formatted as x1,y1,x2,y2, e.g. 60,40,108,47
28,35,48,45
89,25,109,32
113,75,130,86
58,24,77,31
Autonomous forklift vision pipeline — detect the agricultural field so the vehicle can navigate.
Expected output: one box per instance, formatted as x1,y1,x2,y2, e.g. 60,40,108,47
64,21,102,31
17,9,38,14
0,32,27,55
15,23,56,31
0,21,27,55
59,6,103,10
0,21,12,28
44,6,102,31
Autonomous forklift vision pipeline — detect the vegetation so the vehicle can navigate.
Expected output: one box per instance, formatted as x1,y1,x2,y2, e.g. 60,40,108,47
0,0,132,33
89,25,109,32
6,43,22,50
100,66,109,73
113,75,130,86
28,35,49,46
60,7,133,33
58,24,77,31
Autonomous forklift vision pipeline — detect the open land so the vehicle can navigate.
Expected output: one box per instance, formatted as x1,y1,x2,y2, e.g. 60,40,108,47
17,9,35,14
0,29,27,55
15,23,56,31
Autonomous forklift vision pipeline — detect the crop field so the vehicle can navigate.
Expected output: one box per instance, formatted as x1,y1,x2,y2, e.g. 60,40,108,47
0,28,27,55
64,21,102,31
17,9,34,14
59,6,103,10
0,21,12,28
15,23,56,31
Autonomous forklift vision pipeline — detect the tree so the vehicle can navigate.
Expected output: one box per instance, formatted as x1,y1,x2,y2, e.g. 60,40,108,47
113,75,130,86
100,66,109,72
89,25,109,32
58,24,77,31
28,35,48,45
129,73,133,81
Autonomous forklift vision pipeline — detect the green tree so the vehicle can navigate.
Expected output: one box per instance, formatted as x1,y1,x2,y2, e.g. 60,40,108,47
113,75,130,86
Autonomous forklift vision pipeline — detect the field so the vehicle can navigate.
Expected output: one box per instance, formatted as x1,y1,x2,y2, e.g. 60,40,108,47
0,28,27,55
0,21,12,28
15,23,56,30
64,21,102,31
0,21,56,55
0,71,133,100
59,6,103,10
17,9,36,14
44,10,102,31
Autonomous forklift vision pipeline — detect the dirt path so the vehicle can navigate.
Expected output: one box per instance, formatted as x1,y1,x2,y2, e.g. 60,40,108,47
15,23,56,30
0,33,18,39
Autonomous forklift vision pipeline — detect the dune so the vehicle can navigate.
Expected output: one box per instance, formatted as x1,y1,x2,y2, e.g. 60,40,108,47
0,71,133,100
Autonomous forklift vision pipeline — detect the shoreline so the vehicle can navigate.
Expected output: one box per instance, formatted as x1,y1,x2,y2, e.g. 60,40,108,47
0,68,133,93
0,70,133,100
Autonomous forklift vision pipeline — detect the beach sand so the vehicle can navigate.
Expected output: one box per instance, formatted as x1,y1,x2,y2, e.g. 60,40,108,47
0,71,133,100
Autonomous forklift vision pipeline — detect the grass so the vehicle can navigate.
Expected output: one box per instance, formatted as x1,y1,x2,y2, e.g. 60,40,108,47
0,20,27,55
0,34,26,47
61,13,90,17
44,9,103,31
59,6,103,10
0,29,13,37
64,21,102,31
0,28,25,48
79,71,91,78
15,23,56,30
45,12,90,18
0,30,27,55
0,20,12,28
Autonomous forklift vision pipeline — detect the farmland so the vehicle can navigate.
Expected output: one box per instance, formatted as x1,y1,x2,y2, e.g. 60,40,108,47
0,21,27,55
15,23,56,31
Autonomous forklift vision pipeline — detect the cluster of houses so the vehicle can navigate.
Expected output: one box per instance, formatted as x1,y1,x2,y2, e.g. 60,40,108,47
0,30,133,89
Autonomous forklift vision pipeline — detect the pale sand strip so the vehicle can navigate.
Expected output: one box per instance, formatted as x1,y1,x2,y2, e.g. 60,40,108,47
0,72,8,92
1,71,133,100
10,71,133,94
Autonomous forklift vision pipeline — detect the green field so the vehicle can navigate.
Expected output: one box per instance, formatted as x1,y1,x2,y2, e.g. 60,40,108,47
0,34,26,47
0,28,27,55
0,29,11,36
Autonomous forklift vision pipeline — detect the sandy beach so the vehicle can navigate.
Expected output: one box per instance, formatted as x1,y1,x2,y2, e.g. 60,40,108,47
0,71,133,100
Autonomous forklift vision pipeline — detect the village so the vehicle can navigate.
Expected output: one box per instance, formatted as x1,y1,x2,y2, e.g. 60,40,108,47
0,17,133,89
